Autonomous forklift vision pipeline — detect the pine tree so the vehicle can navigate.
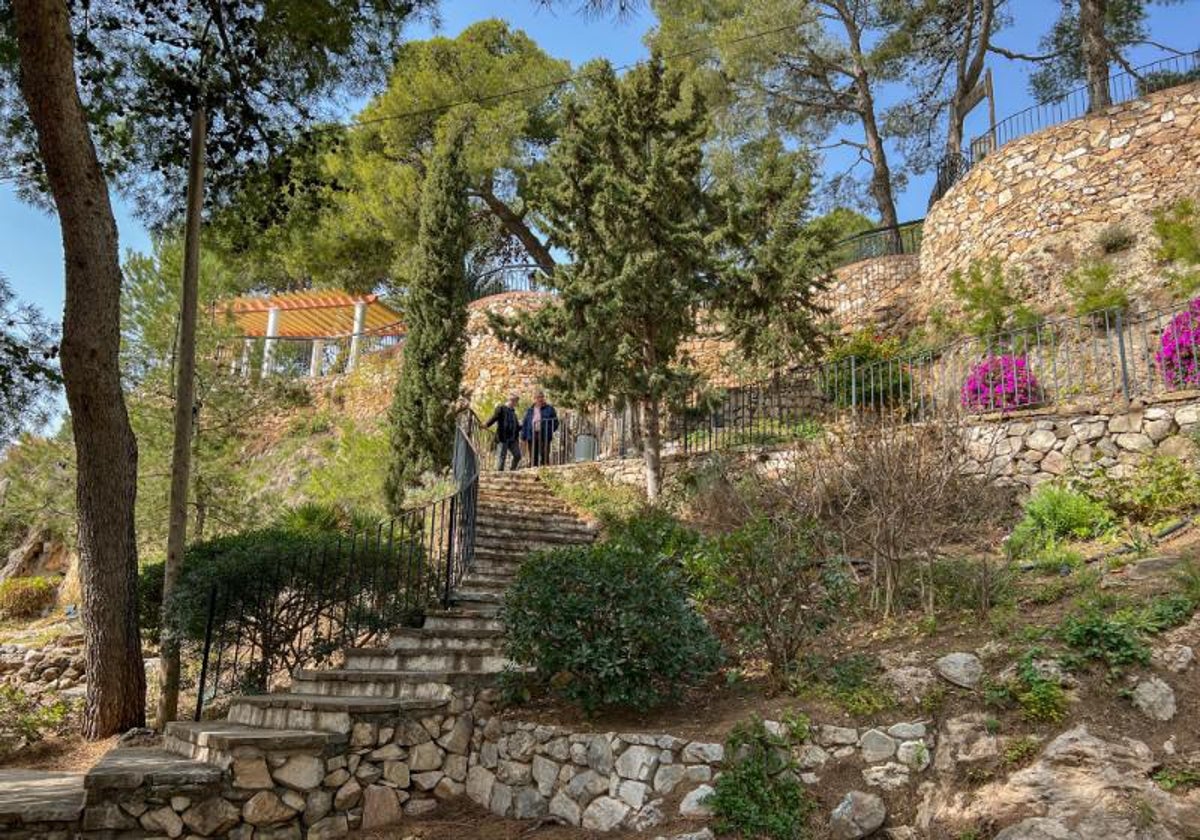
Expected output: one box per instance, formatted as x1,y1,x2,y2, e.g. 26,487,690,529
498,57,712,500
385,128,470,513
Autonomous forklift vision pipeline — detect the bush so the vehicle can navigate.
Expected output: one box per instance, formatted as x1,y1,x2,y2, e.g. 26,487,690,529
1008,485,1115,558
1063,260,1129,318
821,329,912,409
0,685,76,760
500,541,721,713
1155,297,1200,389
1095,456,1200,522
960,355,1043,413
1094,224,1136,255
703,517,847,686
793,654,896,716
950,258,1040,341
1060,605,1150,671
0,576,59,619
707,719,816,840
542,466,646,528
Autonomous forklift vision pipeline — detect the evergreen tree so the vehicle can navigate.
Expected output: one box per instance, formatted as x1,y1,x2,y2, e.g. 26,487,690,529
385,128,471,513
497,57,712,500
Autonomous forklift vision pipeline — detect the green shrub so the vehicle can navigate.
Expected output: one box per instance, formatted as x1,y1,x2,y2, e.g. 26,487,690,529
1017,677,1068,723
0,685,76,760
1063,260,1129,318
1153,198,1200,295
1003,735,1041,765
1028,542,1084,576
1095,456,1200,523
793,654,895,716
821,329,912,408
500,541,721,713
542,466,645,527
922,557,1015,615
0,576,59,619
1153,765,1200,792
1060,605,1150,671
1095,224,1136,254
707,719,816,840
1008,485,1115,558
950,258,1041,342
704,517,848,685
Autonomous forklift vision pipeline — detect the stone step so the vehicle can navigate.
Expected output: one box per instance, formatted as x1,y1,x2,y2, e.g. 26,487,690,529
422,609,503,633
342,648,509,674
475,523,598,544
384,626,504,650
459,570,515,587
86,746,223,795
227,694,446,734
475,508,598,531
290,669,495,700
451,589,503,605
454,576,509,593
163,721,331,766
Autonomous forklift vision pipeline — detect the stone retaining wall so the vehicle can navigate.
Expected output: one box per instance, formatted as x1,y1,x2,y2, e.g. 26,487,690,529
820,254,921,335
0,635,86,697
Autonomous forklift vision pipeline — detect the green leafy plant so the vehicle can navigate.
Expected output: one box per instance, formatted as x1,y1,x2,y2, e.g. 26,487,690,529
1154,198,1200,295
821,329,912,408
1095,456,1200,523
500,540,721,713
1060,605,1150,671
707,719,816,840
1063,260,1129,319
541,466,646,527
950,258,1041,342
781,709,811,743
0,685,76,760
1153,766,1200,792
1007,484,1115,558
0,576,59,620
1094,224,1136,255
1017,677,1068,723
1003,735,1041,765
793,654,896,716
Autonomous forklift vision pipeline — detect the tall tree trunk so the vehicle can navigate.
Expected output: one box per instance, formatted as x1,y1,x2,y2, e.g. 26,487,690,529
157,104,206,729
476,185,557,275
13,0,145,738
642,398,663,501
1080,0,1113,112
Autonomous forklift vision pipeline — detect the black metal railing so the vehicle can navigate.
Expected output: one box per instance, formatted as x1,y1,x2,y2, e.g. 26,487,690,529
190,414,480,719
831,220,924,268
931,49,1200,204
468,263,552,301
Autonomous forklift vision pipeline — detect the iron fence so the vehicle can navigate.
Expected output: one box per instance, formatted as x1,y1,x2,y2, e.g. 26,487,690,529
468,263,551,301
189,415,479,719
831,220,924,268
932,49,1200,203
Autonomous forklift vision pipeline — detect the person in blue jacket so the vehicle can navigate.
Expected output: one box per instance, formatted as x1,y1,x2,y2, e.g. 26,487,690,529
521,390,559,467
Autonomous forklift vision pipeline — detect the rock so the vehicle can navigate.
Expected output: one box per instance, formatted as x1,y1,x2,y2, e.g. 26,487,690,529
409,740,445,772
490,781,513,817
532,755,558,796
444,754,468,783
507,730,536,761
1144,418,1174,443
859,729,898,763
934,714,998,773
394,720,431,746
1114,433,1154,453
586,735,614,774
862,762,910,791
817,725,860,747
333,778,362,811
438,713,473,755
350,722,377,747
617,780,649,810
512,786,548,819
1026,429,1057,452
632,798,666,831
232,757,274,789
303,790,333,826
1153,643,1194,673
466,766,496,808
566,769,609,803
582,796,631,831
653,764,687,795
549,790,582,826
177,796,241,835
273,754,324,791
993,818,1079,839
405,798,439,817
412,771,445,791
361,785,402,830
170,795,190,812
382,760,410,787
886,722,926,740
679,785,715,818
1131,676,1176,721
140,805,185,838
242,791,295,826
306,815,349,840
794,744,829,770
936,652,983,688
368,743,406,762
1158,435,1194,458
897,739,931,771
681,741,724,764
830,791,887,840
615,745,660,781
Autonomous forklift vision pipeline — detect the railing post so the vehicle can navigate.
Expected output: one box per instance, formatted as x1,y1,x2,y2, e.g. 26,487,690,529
1115,310,1131,401
444,495,457,608
850,357,858,416
193,583,218,721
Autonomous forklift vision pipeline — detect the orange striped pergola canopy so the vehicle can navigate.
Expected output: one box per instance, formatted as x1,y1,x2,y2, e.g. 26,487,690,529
225,291,404,338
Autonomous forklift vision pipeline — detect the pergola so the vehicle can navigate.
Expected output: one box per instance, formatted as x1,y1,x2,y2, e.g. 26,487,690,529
225,291,404,377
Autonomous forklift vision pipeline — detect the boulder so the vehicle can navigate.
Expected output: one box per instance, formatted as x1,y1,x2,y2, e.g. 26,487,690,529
830,791,887,840
936,652,983,688
305,815,348,840
549,790,582,826
862,762,910,791
615,745,660,781
994,818,1079,840
242,792,295,827
512,786,548,819
182,798,241,837
140,805,185,838
679,785,715,818
681,742,724,764
272,755,324,791
586,735,614,774
881,666,936,703
1131,676,1176,721
360,785,402,831
859,729,898,763
582,796,631,831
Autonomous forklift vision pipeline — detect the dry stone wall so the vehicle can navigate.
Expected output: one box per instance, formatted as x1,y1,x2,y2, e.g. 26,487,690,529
921,81,1200,321
821,254,921,335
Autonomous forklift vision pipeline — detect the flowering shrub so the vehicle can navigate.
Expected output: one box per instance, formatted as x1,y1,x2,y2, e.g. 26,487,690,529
1156,298,1200,389
960,355,1042,412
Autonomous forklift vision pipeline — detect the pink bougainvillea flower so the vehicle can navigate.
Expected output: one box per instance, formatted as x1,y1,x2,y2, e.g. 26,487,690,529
961,354,1043,413
1156,298,1200,390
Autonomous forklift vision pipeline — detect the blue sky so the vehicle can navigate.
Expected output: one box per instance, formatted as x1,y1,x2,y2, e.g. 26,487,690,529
3,0,1198,323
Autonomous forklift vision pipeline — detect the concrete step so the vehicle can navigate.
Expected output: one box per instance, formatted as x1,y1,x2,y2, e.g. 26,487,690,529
342,648,509,674
459,570,515,587
451,589,503,605
475,523,598,543
453,577,509,594
163,721,330,766
291,669,495,700
475,508,598,532
423,609,503,633
227,694,447,733
383,626,504,650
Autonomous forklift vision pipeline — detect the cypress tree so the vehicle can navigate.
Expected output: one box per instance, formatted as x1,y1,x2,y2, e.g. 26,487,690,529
385,128,470,513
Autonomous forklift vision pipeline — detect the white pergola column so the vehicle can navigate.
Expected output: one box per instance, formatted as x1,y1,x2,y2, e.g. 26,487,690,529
261,306,280,377
309,338,325,378
239,338,253,378
347,299,368,372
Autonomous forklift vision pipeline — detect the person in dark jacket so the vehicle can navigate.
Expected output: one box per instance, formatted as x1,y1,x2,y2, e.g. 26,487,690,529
521,390,559,467
485,394,522,471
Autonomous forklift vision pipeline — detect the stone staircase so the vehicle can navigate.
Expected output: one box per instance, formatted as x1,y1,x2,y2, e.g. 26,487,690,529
95,468,602,837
